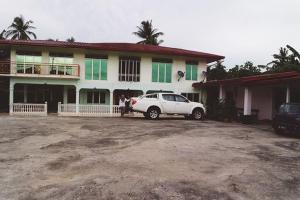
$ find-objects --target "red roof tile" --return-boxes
[0,39,224,63]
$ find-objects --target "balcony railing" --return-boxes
[0,61,80,78]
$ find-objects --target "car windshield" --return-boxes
[279,104,300,114]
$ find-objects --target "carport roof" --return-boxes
[0,39,224,63]
[193,71,300,88]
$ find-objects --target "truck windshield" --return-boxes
[279,104,300,114]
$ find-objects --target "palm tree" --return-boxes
[267,46,300,72]
[0,30,6,39]
[5,15,37,40]
[267,47,289,69]
[66,37,75,42]
[133,20,164,45]
[286,45,300,64]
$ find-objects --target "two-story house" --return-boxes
[0,40,224,116]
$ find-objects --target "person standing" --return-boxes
[119,95,129,117]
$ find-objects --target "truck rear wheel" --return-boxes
[192,108,204,120]
[147,107,160,120]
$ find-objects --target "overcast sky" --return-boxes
[1,0,299,67]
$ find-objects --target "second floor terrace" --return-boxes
[0,60,80,79]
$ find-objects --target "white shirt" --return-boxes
[119,98,128,107]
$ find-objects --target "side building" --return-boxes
[0,40,224,116]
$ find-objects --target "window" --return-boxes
[162,94,176,101]
[87,91,106,104]
[119,57,140,82]
[152,62,172,83]
[85,58,107,80]
[49,53,74,75]
[182,93,200,102]
[185,64,198,81]
[16,54,42,74]
[145,94,158,99]
[175,95,188,102]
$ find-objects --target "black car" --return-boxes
[273,103,300,134]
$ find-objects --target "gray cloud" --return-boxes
[1,0,299,67]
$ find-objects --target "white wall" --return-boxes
[234,86,273,120]
[9,46,207,96]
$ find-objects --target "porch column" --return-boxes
[9,83,14,114]
[109,91,113,114]
[219,85,225,100]
[63,86,68,104]
[24,85,28,103]
[286,86,290,103]
[243,87,252,115]
[75,87,79,115]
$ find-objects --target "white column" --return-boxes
[9,82,14,114]
[24,85,28,103]
[75,87,79,115]
[286,86,290,103]
[63,86,68,104]
[243,87,252,115]
[219,85,225,100]
[109,91,113,114]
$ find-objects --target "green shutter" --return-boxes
[101,59,107,80]
[85,59,92,80]
[186,64,191,80]
[166,63,172,83]
[93,59,100,80]
[192,65,198,80]
[152,63,158,82]
[158,63,165,82]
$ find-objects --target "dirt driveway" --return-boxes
[0,115,299,200]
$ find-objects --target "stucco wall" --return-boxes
[234,86,273,120]
[10,47,206,95]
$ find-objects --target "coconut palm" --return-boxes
[133,20,164,45]
[5,15,37,40]
[66,37,75,42]
[0,30,6,39]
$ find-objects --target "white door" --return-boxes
[161,94,177,113]
[174,95,191,114]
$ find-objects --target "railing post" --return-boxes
[75,87,79,115]
[44,102,48,116]
[109,91,113,116]
[58,102,61,115]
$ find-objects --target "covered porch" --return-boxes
[193,71,300,121]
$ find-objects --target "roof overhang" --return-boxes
[0,40,224,63]
[193,71,300,88]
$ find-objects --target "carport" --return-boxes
[193,71,300,120]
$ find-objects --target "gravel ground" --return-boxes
[0,115,299,200]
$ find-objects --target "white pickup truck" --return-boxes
[131,93,206,120]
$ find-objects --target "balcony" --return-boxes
[0,61,80,79]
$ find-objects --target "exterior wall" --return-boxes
[9,46,207,99]
[234,86,273,120]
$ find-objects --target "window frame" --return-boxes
[85,58,108,80]
[118,57,140,82]
[152,62,172,83]
[86,91,106,104]
[185,64,198,81]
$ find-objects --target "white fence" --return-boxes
[10,102,47,116]
[58,103,121,117]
